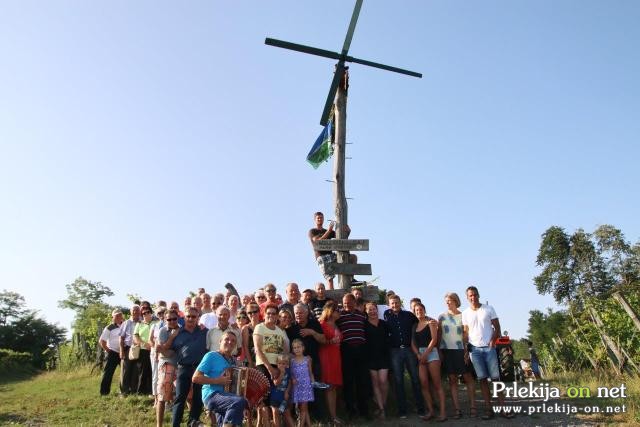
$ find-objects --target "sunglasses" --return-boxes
[167,318,178,321]
[247,310,259,315]
[186,315,197,319]
[257,296,266,299]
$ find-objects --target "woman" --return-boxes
[242,302,261,368]
[364,302,390,419]
[318,301,343,425]
[133,308,156,395]
[228,294,240,325]
[412,302,446,422]
[278,308,297,347]
[149,306,166,407]
[438,292,477,418]
[254,305,289,426]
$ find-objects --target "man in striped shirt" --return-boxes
[336,293,369,420]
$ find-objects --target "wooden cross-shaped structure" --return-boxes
[266,0,421,289]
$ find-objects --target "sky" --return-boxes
[1,1,638,339]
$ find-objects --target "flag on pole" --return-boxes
[306,119,333,169]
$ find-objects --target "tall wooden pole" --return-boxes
[333,67,349,290]
[612,292,640,334]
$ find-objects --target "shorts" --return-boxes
[419,347,440,363]
[469,345,500,380]
[257,364,276,406]
[157,363,177,402]
[442,349,473,375]
[317,253,336,280]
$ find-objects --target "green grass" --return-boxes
[0,365,159,426]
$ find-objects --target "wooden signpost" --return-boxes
[266,1,421,289]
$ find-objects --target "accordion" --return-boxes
[224,367,270,408]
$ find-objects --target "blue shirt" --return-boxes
[383,309,417,348]
[171,326,208,366]
[197,351,234,403]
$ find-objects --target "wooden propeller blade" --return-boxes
[341,0,364,56]
[320,62,345,126]
[265,38,340,61]
[346,55,422,78]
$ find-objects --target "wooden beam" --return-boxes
[313,239,369,252]
[326,263,372,276]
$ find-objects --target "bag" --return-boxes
[128,344,140,360]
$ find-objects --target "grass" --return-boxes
[1,365,639,426]
[546,371,640,425]
[0,365,159,426]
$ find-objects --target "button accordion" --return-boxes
[224,367,270,408]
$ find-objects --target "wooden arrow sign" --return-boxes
[313,239,369,252]
[325,263,372,276]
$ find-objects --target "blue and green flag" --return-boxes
[306,119,333,169]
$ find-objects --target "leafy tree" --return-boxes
[0,291,66,369]
[58,277,113,312]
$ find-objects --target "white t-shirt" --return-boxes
[199,312,218,329]
[461,304,498,347]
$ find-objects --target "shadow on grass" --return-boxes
[0,368,37,387]
[0,412,45,425]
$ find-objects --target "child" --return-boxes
[290,339,314,427]
[269,354,292,427]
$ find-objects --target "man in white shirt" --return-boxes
[462,286,513,420]
[99,309,124,395]
[206,306,241,355]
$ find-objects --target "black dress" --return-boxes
[365,319,391,370]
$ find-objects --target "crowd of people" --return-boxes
[99,282,516,426]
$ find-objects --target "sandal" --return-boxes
[437,416,448,422]
[481,411,494,420]
[453,409,462,419]
[420,413,435,421]
[469,407,478,418]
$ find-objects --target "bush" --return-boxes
[0,348,34,375]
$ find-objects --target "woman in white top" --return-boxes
[438,292,477,419]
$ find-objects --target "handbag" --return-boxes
[128,344,140,360]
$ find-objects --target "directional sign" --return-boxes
[325,263,372,276]
[313,239,369,252]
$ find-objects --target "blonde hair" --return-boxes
[444,292,461,308]
[318,300,338,322]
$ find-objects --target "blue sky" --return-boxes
[1,1,638,339]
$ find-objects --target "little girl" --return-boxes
[290,339,314,427]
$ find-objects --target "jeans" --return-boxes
[469,345,500,380]
[205,391,247,426]
[390,347,425,416]
[100,350,120,395]
[172,365,203,427]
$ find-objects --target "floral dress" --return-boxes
[291,356,314,403]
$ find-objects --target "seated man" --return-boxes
[193,331,246,427]
[308,211,356,290]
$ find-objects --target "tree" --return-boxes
[58,277,113,312]
[0,290,26,325]
[0,291,66,369]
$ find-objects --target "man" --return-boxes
[192,331,246,427]
[99,309,124,395]
[384,294,425,418]
[119,304,141,395]
[462,286,513,420]
[336,293,369,419]
[308,211,353,290]
[351,287,363,300]
[278,282,301,315]
[259,283,278,317]
[156,309,180,427]
[192,296,204,315]
[206,306,241,355]
[309,282,329,319]
[162,306,209,427]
